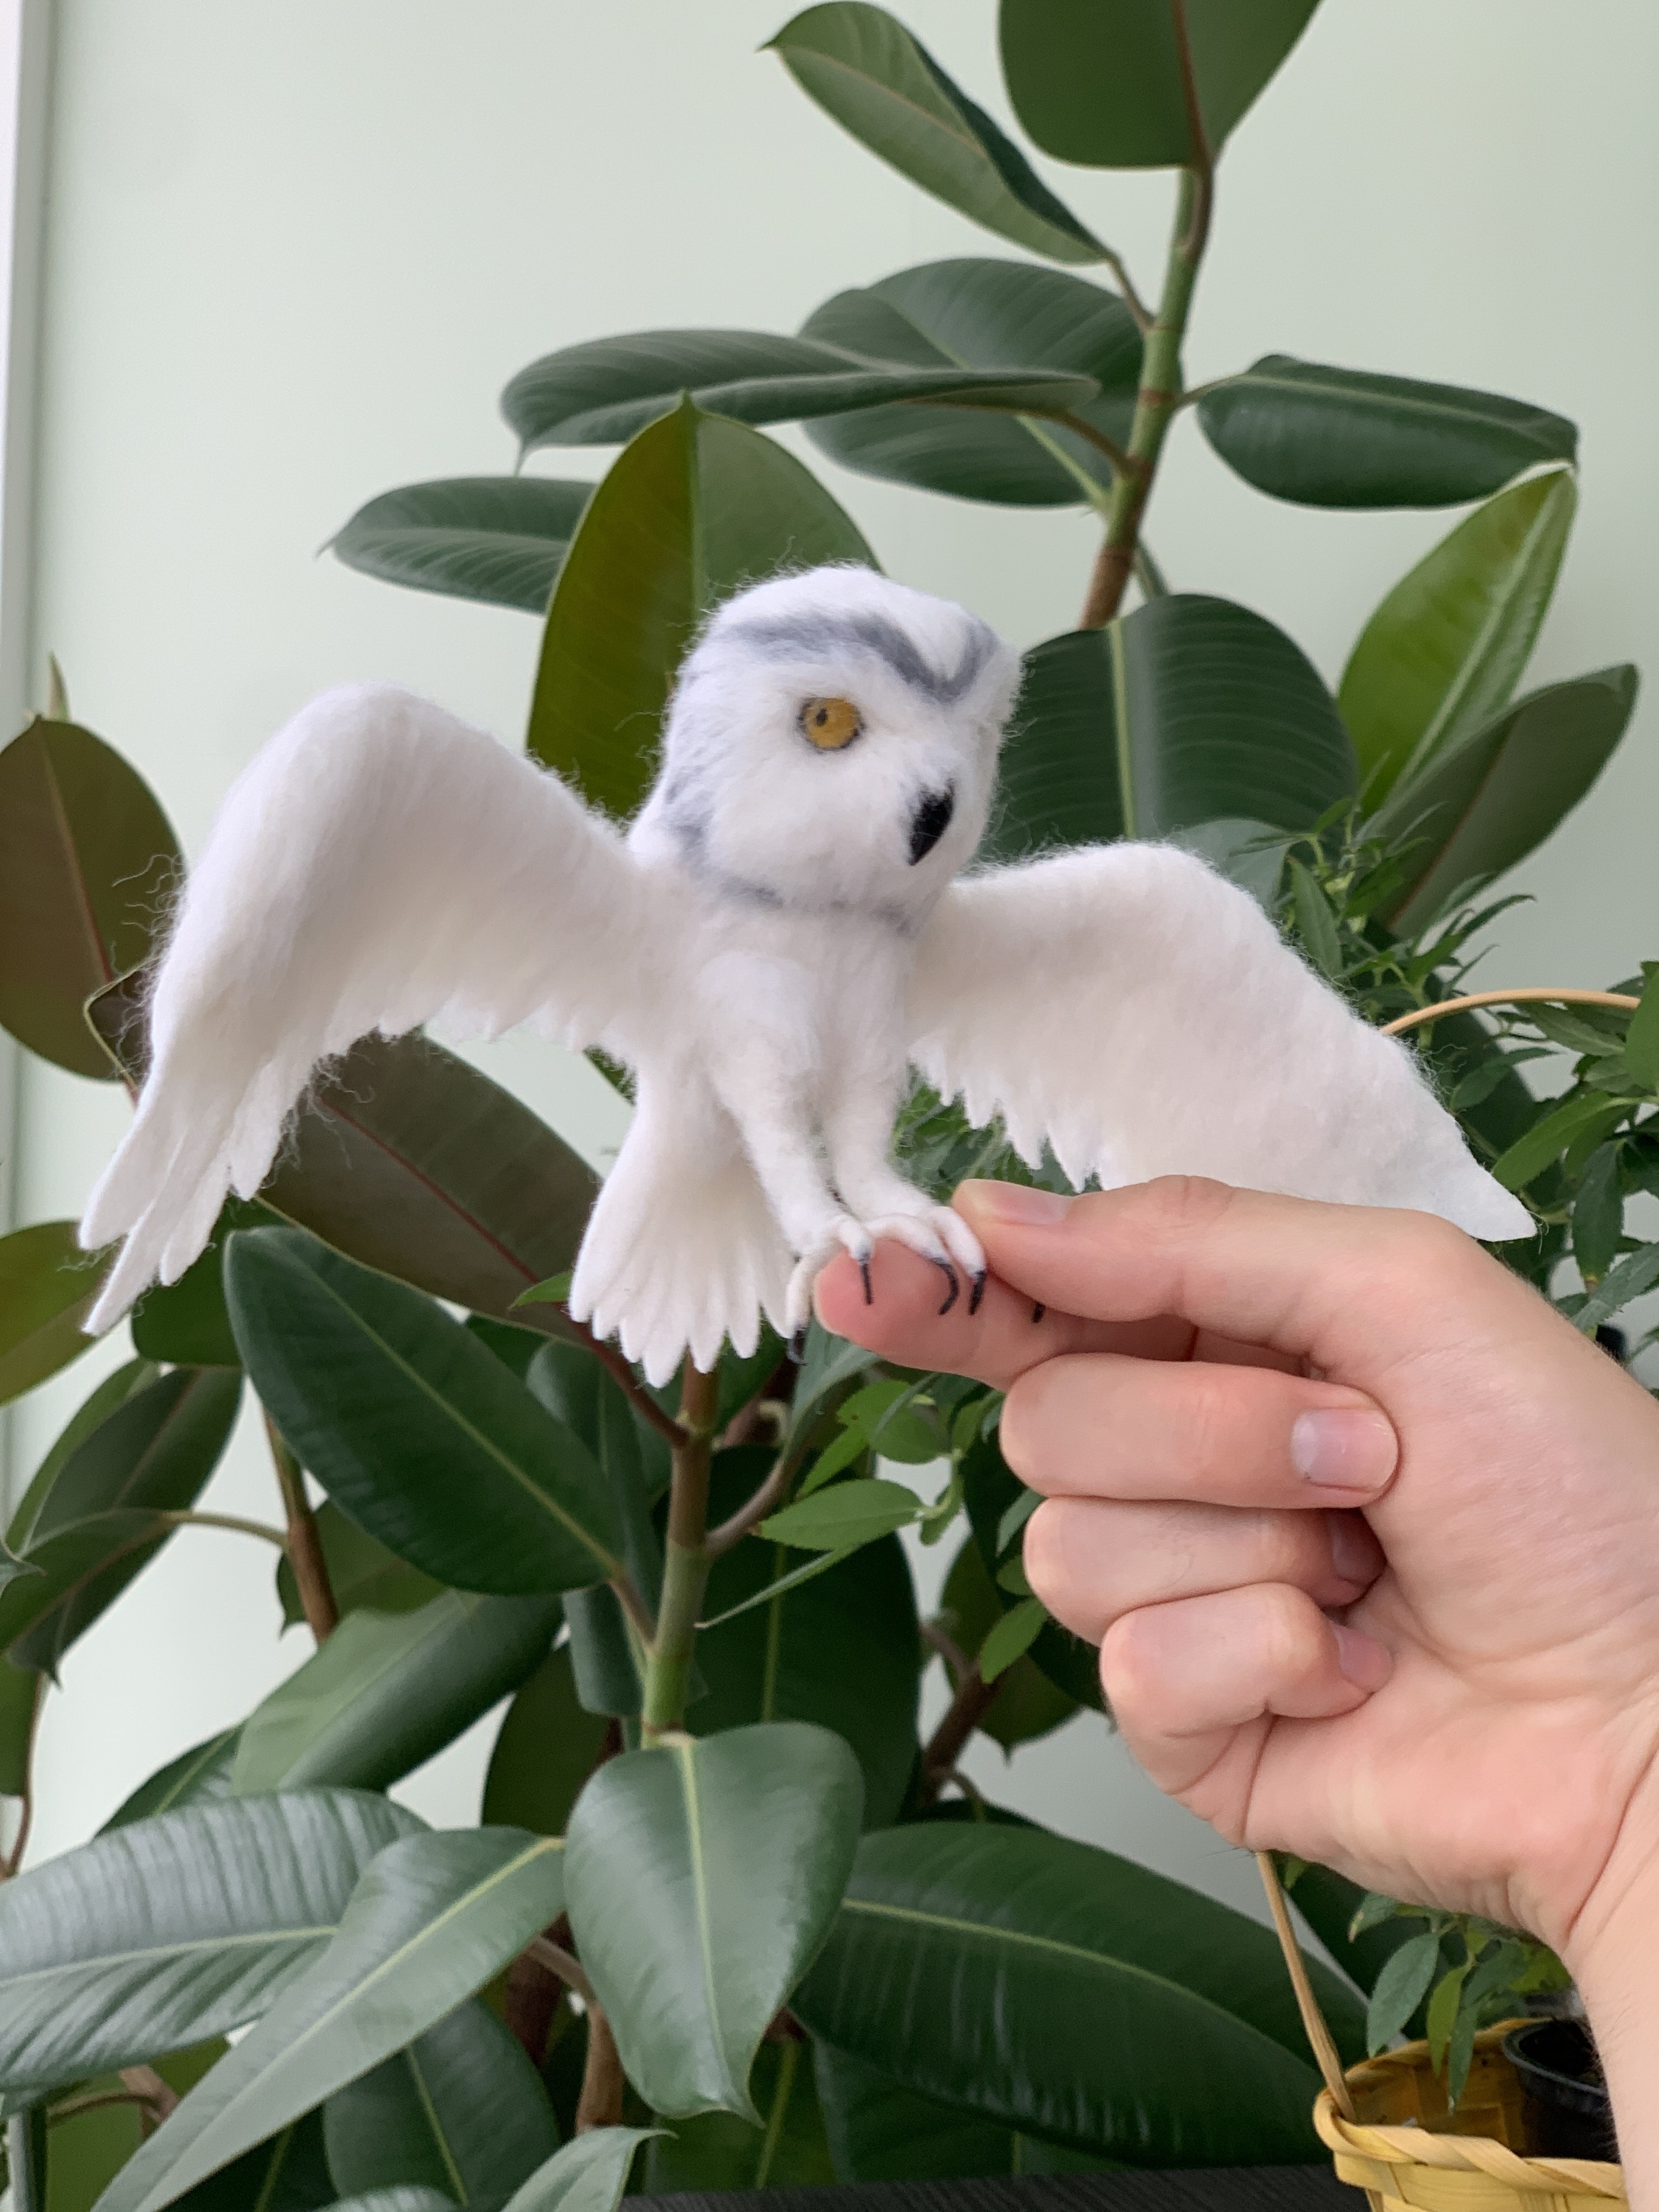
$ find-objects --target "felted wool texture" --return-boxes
[81,564,1528,1388]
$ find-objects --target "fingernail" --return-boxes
[1290,1408,1397,1492]
[1327,1511,1376,1586]
[957,1181,1075,1228]
[1333,1622,1392,1692]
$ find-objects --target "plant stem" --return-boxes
[705,1438,804,1561]
[575,2003,626,2133]
[753,2035,800,2189]
[0,1673,45,1880]
[640,1363,719,1741]
[915,1660,1001,1808]
[157,1509,291,1549]
[263,1416,338,1642]
[557,1312,689,1448]
[1383,987,1640,1038]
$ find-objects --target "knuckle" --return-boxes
[1021,1498,1075,1609]
[1114,1175,1240,1243]
[1256,1584,1329,1685]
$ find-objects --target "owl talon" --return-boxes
[969,1271,986,1316]
[1031,1300,1045,1324]
[859,1256,874,1305]
[788,1327,807,1362]
[934,1259,960,1316]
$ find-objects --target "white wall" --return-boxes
[9,1,1658,1896]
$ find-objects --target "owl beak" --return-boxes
[907,787,955,866]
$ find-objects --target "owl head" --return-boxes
[630,565,1020,919]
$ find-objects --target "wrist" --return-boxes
[1564,1773,1659,2180]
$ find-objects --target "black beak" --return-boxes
[907,787,955,866]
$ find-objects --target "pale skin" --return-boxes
[817,1177,1659,2185]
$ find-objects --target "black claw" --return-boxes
[788,1328,807,1363]
[859,1256,874,1306]
[1030,1300,1046,1325]
[935,1259,961,1317]
[968,1271,987,1316]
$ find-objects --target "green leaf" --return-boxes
[0,1660,41,1798]
[1371,667,1637,934]
[1626,968,1659,1092]
[231,1592,561,1795]
[0,1790,418,2095]
[1574,1241,1659,1336]
[500,2129,658,2212]
[95,1828,566,2212]
[1572,1145,1625,1289]
[131,1197,281,1369]
[331,476,594,614]
[565,1723,864,2120]
[989,595,1357,859]
[1338,467,1577,801]
[87,999,601,1332]
[1198,356,1576,509]
[514,1272,573,1310]
[0,717,180,1077]
[1491,1093,1629,1194]
[812,2040,1018,2182]
[1000,0,1322,167]
[802,259,1138,508]
[5,1357,158,1551]
[962,1430,1101,1712]
[225,1228,625,1596]
[167,2108,334,2212]
[768,5,1112,267]
[761,1477,923,1552]
[784,1323,879,1452]
[526,399,873,820]
[322,2002,560,2202]
[1286,858,1343,980]
[938,1538,1075,1752]
[482,1643,610,1835]
[641,2039,834,2193]
[1366,1927,1442,2054]
[1424,1954,1469,2073]
[0,1223,104,1407]
[794,1822,1359,2160]
[692,1451,921,1828]
[275,1502,443,1631]
[978,1596,1046,1683]
[101,1730,241,1831]
[318,2193,454,2212]
[3,1367,241,1673]
[1282,1865,1435,2003]
[502,329,1096,457]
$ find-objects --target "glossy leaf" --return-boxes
[501,2129,658,2212]
[481,1643,610,1835]
[1369,666,1638,934]
[795,1822,1362,2160]
[938,1537,1075,1752]
[0,1223,104,1407]
[0,717,179,1076]
[231,1592,561,1795]
[168,2108,334,2212]
[769,5,1111,267]
[331,476,595,614]
[761,1477,923,1551]
[642,2039,834,2193]
[526,400,873,820]
[989,594,1357,860]
[503,329,1095,454]
[1493,1092,1627,1194]
[131,1197,280,1368]
[693,1452,921,1827]
[1199,356,1576,509]
[5,1357,158,1550]
[4,1367,241,1674]
[803,259,1139,507]
[322,2196,454,2212]
[322,2001,560,2202]
[43,2068,322,2212]
[1338,466,1577,799]
[0,1790,418,2095]
[102,1729,241,1831]
[0,1660,40,1798]
[814,2039,1017,2181]
[1000,0,1321,168]
[96,1827,565,2212]
[89,996,600,1331]
[566,1723,864,2120]
[225,1228,625,1596]
[275,1502,444,1631]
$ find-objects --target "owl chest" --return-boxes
[682,901,914,1062]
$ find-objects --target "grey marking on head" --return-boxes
[719,611,999,709]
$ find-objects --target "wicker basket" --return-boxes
[1312,2022,1625,2212]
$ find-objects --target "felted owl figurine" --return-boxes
[80,565,1529,1383]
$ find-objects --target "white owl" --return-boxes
[80,565,1529,1384]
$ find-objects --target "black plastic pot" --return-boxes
[1503,2018,1618,2158]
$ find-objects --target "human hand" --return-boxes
[815,1178,1659,1993]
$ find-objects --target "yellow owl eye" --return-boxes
[800,697,863,751]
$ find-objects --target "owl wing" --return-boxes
[907,842,1532,1240]
[82,682,661,1328]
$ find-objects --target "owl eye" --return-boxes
[799,696,863,751]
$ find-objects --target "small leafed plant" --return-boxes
[0,3,1650,2203]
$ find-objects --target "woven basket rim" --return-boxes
[1314,2021,1624,2197]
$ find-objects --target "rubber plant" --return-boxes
[0,4,1645,2206]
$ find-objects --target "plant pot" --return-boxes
[1313,2021,1626,2211]
[1504,2018,1618,2159]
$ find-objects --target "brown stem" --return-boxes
[575,2002,626,2132]
[915,1662,1000,1808]
[921,1617,973,1688]
[1,1673,46,1880]
[505,1941,566,2067]
[264,1417,338,1642]
[706,1440,804,1561]
[560,1313,688,1447]
[118,2065,179,2133]
[527,1936,596,2005]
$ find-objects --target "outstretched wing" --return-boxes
[908,843,1531,1240]
[83,682,659,1327]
